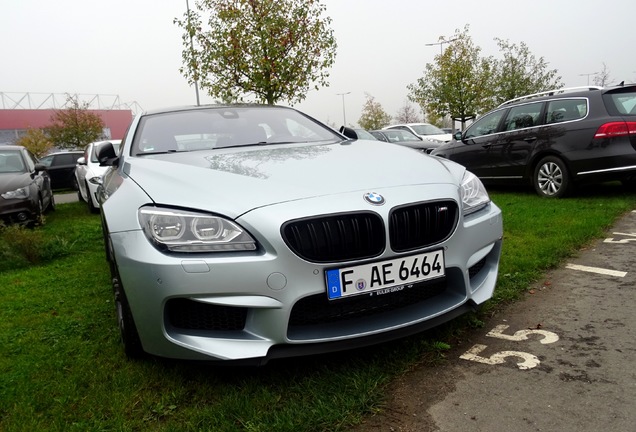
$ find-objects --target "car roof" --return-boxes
[498,83,636,107]
[141,103,290,116]
[43,150,84,155]
[0,145,24,151]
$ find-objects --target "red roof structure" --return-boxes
[0,109,132,141]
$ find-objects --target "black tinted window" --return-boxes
[55,154,81,165]
[465,109,506,139]
[503,102,542,131]
[546,99,587,124]
[605,91,636,115]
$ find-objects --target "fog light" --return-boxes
[16,212,28,222]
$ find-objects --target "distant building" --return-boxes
[0,92,138,145]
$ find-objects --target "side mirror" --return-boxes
[34,163,46,172]
[77,157,87,165]
[338,126,358,139]
[453,131,463,141]
[97,142,119,167]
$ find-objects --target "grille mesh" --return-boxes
[166,298,247,331]
[282,212,385,263]
[289,279,446,329]
[389,201,458,252]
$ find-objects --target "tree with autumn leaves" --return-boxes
[408,25,563,130]
[175,0,337,105]
[47,95,105,150]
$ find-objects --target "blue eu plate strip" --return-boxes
[326,269,341,299]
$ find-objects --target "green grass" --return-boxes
[1,184,635,431]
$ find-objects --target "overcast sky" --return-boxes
[2,0,634,127]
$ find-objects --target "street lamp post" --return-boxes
[336,92,351,126]
[186,0,201,106]
[579,73,595,86]
[425,37,458,56]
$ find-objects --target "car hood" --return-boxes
[123,141,464,217]
[0,172,31,194]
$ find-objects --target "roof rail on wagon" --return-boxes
[498,86,603,107]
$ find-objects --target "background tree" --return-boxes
[358,93,392,130]
[491,38,563,106]
[394,100,422,124]
[175,0,337,105]
[593,62,613,87]
[408,26,495,131]
[47,95,104,150]
[16,128,53,158]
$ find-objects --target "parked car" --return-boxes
[0,145,55,225]
[75,140,122,212]
[338,126,378,140]
[432,84,636,197]
[38,151,84,190]
[384,123,453,142]
[370,129,443,153]
[97,104,503,363]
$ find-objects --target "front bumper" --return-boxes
[0,198,39,224]
[109,185,503,362]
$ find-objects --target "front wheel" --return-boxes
[533,156,570,198]
[106,231,144,359]
[86,181,99,214]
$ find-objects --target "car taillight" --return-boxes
[594,121,636,138]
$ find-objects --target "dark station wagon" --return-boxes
[432,84,636,197]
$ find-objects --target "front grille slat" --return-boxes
[166,298,247,331]
[289,279,447,329]
[282,212,385,263]
[282,201,458,263]
[390,200,458,252]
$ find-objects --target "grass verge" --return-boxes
[1,184,635,431]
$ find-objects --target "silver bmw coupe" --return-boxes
[96,104,503,364]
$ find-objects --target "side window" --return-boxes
[39,155,53,167]
[546,99,587,124]
[465,109,506,139]
[57,154,77,165]
[503,102,543,131]
[606,92,636,115]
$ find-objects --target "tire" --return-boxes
[31,197,44,227]
[86,181,99,214]
[46,194,56,212]
[107,233,144,359]
[533,156,570,198]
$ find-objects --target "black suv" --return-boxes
[431,84,636,197]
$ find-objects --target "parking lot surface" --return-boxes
[355,209,636,431]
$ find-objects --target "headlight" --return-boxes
[138,207,257,252]
[460,171,490,215]
[1,187,29,200]
[88,176,102,185]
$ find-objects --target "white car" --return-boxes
[96,104,503,363]
[75,140,121,212]
[384,123,453,142]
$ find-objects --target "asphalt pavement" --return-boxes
[356,209,636,431]
[54,192,79,204]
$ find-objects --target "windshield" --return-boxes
[411,124,446,135]
[384,130,421,142]
[132,106,342,156]
[354,129,378,140]
[0,151,25,173]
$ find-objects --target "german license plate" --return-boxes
[325,250,445,300]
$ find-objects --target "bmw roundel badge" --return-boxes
[363,192,385,205]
